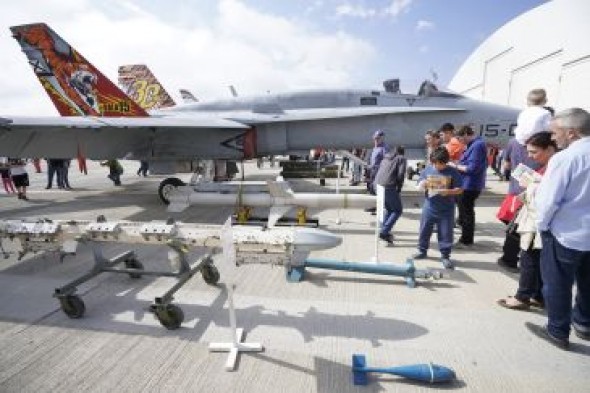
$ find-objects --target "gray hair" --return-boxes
[553,108,590,136]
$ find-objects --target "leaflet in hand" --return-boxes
[511,163,541,186]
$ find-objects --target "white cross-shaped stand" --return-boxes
[208,283,263,371]
[209,217,262,371]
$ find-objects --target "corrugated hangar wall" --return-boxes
[449,0,590,112]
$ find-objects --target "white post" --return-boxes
[209,217,263,371]
[335,156,342,225]
[373,185,385,263]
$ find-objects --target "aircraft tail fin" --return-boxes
[118,64,176,110]
[10,23,148,117]
[179,89,199,103]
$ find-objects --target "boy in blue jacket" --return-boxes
[414,147,464,269]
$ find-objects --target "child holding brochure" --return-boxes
[414,147,464,269]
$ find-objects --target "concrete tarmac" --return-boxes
[0,160,588,392]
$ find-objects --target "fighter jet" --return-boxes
[1,23,520,180]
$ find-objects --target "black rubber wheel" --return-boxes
[407,167,415,180]
[201,264,220,285]
[59,295,86,319]
[155,304,184,330]
[125,258,144,279]
[158,177,186,205]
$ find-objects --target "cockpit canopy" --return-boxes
[417,80,462,98]
[382,78,463,98]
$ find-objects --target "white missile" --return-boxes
[0,218,342,263]
[167,179,376,226]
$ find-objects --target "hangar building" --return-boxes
[449,0,590,111]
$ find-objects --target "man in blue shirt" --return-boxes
[526,108,590,350]
[449,125,488,246]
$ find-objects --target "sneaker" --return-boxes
[378,233,393,244]
[441,258,455,270]
[412,252,427,260]
[573,322,590,340]
[525,322,569,350]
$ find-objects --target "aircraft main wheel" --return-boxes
[201,264,220,285]
[125,258,144,279]
[158,177,186,205]
[155,304,184,330]
[59,295,85,319]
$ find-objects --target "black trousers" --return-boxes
[457,190,480,245]
[500,230,521,266]
[515,248,543,303]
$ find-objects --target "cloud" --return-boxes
[335,4,377,19]
[383,0,413,17]
[334,0,413,19]
[415,19,435,31]
[0,0,376,115]
[419,45,429,53]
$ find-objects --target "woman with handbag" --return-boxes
[497,132,557,310]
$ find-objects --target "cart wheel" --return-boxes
[158,177,186,205]
[201,264,220,285]
[155,304,184,330]
[125,258,144,279]
[59,295,85,319]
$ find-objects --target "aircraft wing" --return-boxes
[0,106,464,159]
[0,115,250,160]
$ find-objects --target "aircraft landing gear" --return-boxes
[158,177,186,205]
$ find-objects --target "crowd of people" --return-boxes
[358,89,589,351]
[0,157,136,199]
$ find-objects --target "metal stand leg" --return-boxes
[209,284,263,371]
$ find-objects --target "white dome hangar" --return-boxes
[449,0,590,112]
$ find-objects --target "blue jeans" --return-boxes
[418,209,454,258]
[380,187,403,236]
[540,231,590,339]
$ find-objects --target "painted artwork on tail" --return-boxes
[118,64,176,110]
[11,23,148,117]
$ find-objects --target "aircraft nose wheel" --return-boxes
[59,295,86,319]
[154,304,184,330]
[201,263,220,285]
[158,177,186,205]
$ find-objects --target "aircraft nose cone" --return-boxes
[293,228,342,251]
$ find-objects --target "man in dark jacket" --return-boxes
[450,125,488,246]
[374,146,407,244]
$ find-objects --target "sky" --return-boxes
[0,0,547,116]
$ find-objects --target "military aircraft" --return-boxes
[1,23,520,189]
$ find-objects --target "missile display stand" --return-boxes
[208,284,263,371]
[0,217,220,329]
[1,217,340,330]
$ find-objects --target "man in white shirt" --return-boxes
[525,108,590,350]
